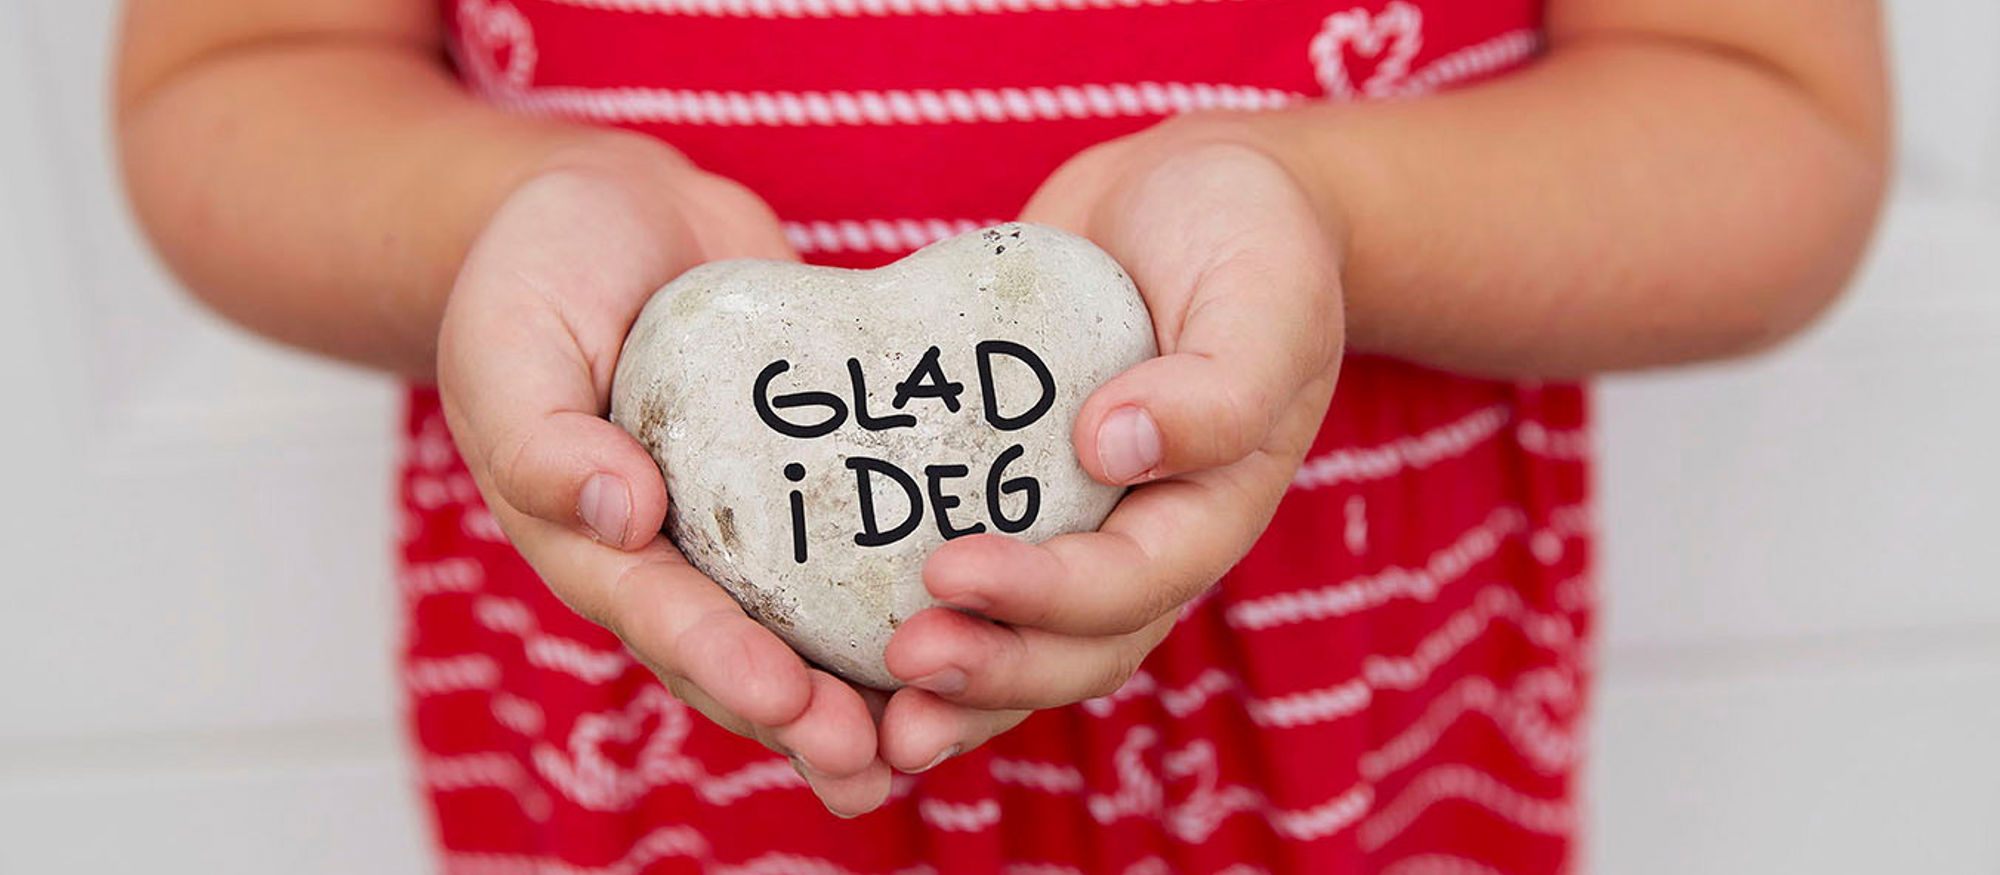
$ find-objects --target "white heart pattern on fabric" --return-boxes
[457,0,539,94]
[1310,1,1425,100]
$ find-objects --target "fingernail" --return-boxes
[915,744,961,773]
[578,473,630,545]
[910,668,968,697]
[1096,406,1162,484]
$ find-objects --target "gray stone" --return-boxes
[609,223,1155,688]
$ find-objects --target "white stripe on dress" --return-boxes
[477,29,1541,127]
[784,218,1003,254]
[491,81,1307,126]
[546,0,1252,17]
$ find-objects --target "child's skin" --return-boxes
[116,0,1888,816]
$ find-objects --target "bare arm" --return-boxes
[115,0,674,377]
[1278,0,1890,375]
[118,0,1885,381]
[119,0,903,815]
[116,0,1890,800]
[877,0,1889,766]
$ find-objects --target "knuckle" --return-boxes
[988,633,1048,705]
[1295,303,1343,375]
[544,579,616,639]
[672,607,773,701]
[1095,537,1176,635]
[1137,579,1188,630]
[1201,374,1268,462]
[586,561,645,641]
[1099,582,1174,637]
[489,424,543,512]
[597,557,682,659]
[1177,577,1220,615]
[665,609,727,679]
[669,676,758,739]
[1083,647,1145,700]
[1025,587,1072,632]
[1099,611,1154,638]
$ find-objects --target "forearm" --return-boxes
[117,26,671,378]
[1257,14,1889,377]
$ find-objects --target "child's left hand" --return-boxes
[877,117,1347,774]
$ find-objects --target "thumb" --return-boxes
[433,162,801,551]
[439,301,671,550]
[489,409,669,549]
[1072,254,1341,485]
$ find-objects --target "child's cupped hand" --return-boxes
[434,117,1346,818]
[434,139,897,816]
[876,117,1347,777]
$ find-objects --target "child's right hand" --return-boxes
[434,137,894,816]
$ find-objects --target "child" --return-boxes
[115,0,1887,871]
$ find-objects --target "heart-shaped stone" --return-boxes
[610,223,1156,688]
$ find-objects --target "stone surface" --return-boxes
[610,223,1156,688]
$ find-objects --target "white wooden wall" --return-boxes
[1584,1,2000,868]
[0,1,1994,872]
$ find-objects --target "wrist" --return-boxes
[1151,112,1372,354]
[1121,113,1355,277]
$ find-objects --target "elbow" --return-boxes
[114,99,228,320]
[1722,40,1895,358]
[1708,127,1891,360]
[113,26,227,323]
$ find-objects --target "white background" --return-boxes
[2,1,1996,872]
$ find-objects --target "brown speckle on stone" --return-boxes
[713,506,739,552]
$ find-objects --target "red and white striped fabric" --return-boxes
[400,0,1592,872]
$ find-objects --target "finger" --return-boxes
[437,174,700,549]
[439,169,800,550]
[878,687,1029,774]
[501,509,815,727]
[1039,143,1341,485]
[885,606,1172,710]
[668,675,896,819]
[439,299,671,549]
[1015,139,1120,235]
[793,756,896,819]
[857,685,891,724]
[668,672,894,818]
[922,452,1291,636]
[605,547,816,728]
[1074,251,1340,486]
[498,409,672,551]
[664,671,879,778]
[759,671,882,779]
[673,172,802,263]
[663,675,756,737]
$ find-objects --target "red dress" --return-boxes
[401,0,1593,872]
